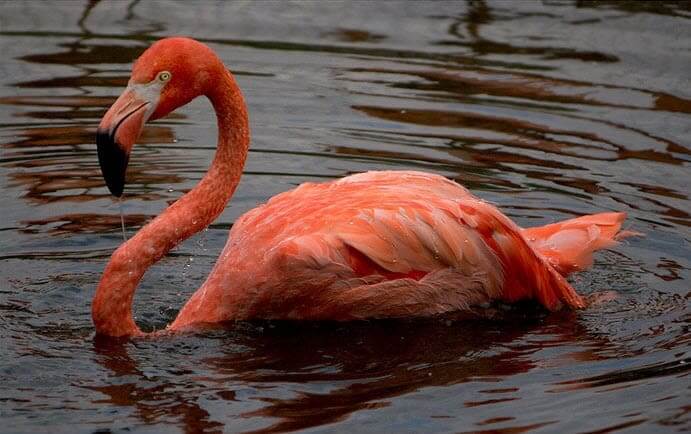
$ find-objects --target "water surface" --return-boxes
[1,1,689,433]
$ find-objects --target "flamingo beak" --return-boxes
[97,88,152,197]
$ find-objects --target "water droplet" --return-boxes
[118,198,127,242]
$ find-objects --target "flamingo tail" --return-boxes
[522,212,639,277]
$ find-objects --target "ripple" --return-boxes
[1,1,689,433]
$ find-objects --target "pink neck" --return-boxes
[92,71,250,337]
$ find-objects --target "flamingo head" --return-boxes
[97,37,225,196]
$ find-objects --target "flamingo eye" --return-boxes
[157,71,172,82]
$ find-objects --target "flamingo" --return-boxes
[93,37,634,337]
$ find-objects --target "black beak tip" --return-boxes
[96,128,129,198]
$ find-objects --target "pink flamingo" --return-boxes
[93,37,634,337]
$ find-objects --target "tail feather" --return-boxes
[522,212,637,276]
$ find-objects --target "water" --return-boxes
[1,1,689,433]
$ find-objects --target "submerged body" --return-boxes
[92,37,633,337]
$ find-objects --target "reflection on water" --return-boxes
[84,313,637,434]
[0,1,689,433]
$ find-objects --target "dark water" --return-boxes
[1,1,690,433]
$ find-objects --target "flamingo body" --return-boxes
[92,37,634,337]
[173,169,627,328]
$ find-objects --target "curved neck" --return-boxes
[92,71,249,337]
